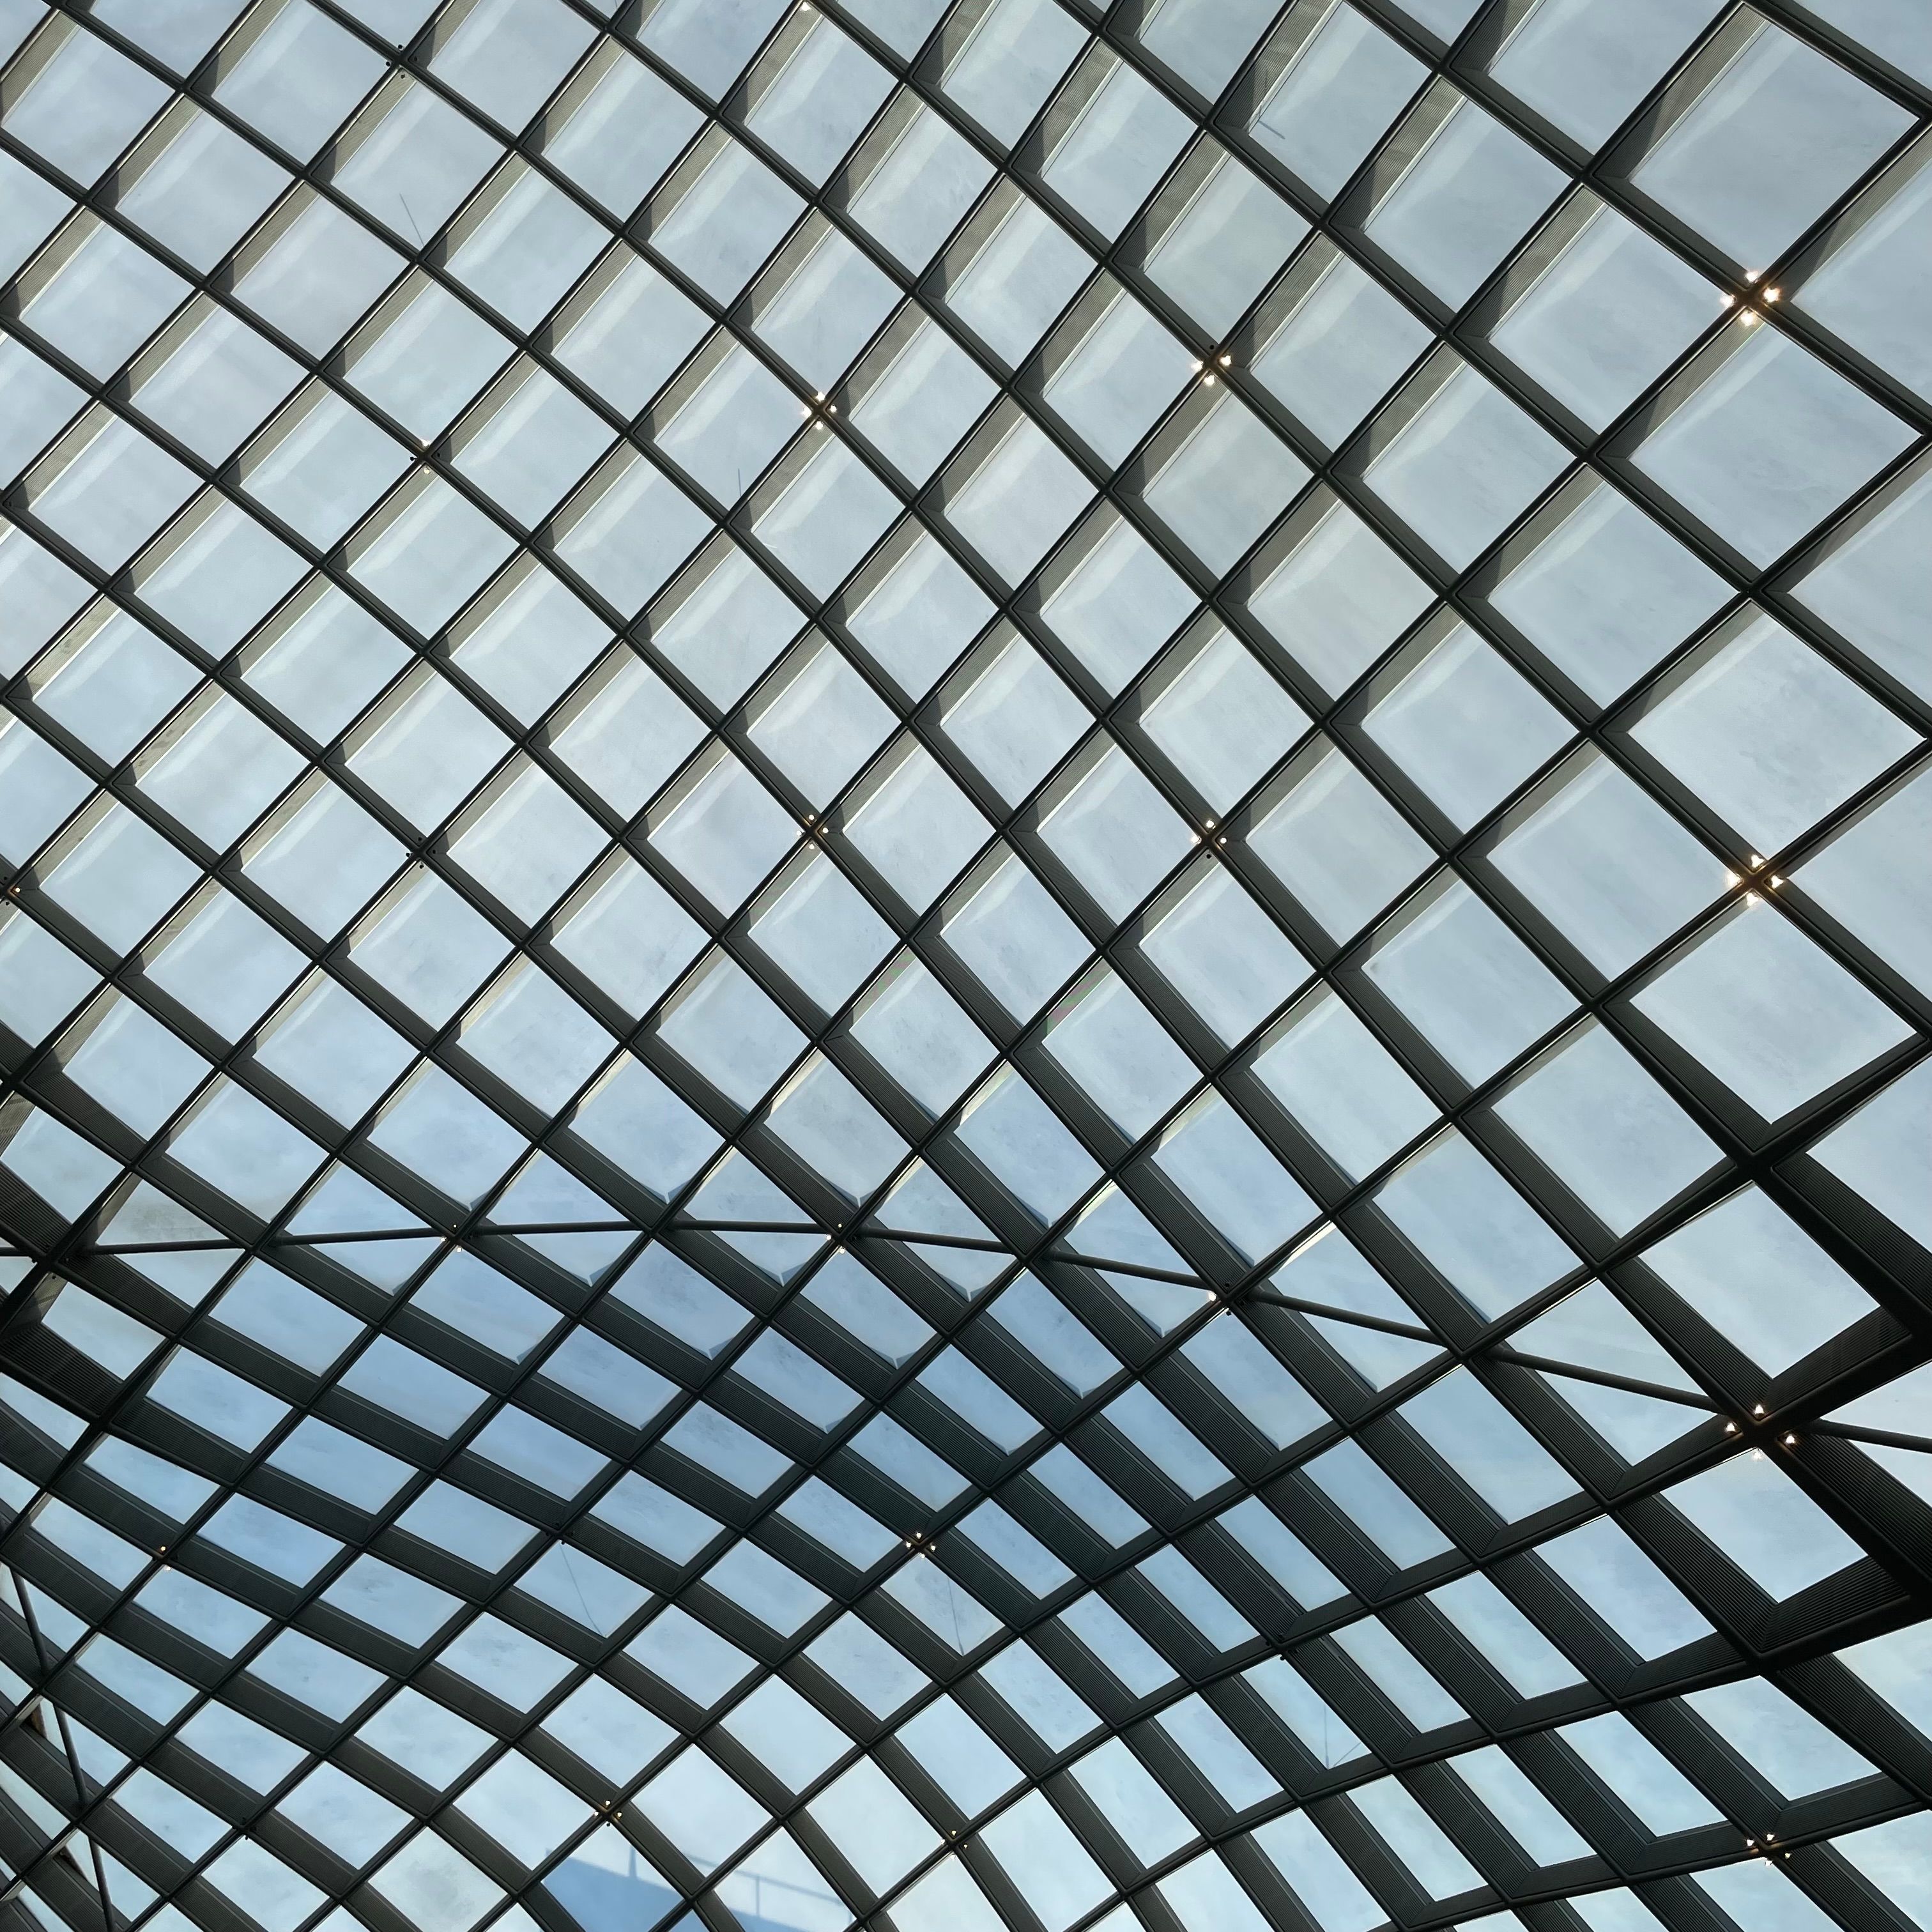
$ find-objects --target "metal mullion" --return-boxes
[659,319,1701,1290]
[0,163,658,921]
[1278,712,1932,1292]
[348,1038,1932,1932]
[11,0,1823,1846]
[231,33,1086,746]
[1027,39,1932,882]
[1064,3,1932,726]
[802,0,1310,378]
[2,978,935,1746]
[1729,747,1932,1031]
[0,654,600,1334]
[788,0,1475,625]
[811,718,1932,1653]
[0,1141,880,1917]
[0,514,473,1167]
[1206,960,1932,1596]
[0,1333,493,1897]
[1031,1797,1882,1932]
[12,1216,1062,1278]
[0,954,1769,1932]
[0,491,1291,1399]
[940,220,1932,1397]
[730,678,1466,1288]
[109,0,1676,1282]
[0,484,629,1262]
[765,0,1932,1195]
[0,865,1893,1932]
[9,1184,1149,1925]
[282,0,1242,822]
[279,0,1092,581]
[63,1344,1929,1932]
[571,0,1142,443]
[942,1712,1894,1932]
[1114,409,1932,1383]
[19,6,843,678]
[0,1118,910,1908]
[15,0,1916,1630]
[316,811,1823,1885]
[1748,0,1932,112]
[1112,297,1932,960]
[280,0,1932,1916]
[1202,194,1932,765]
[1294,0,1932,438]
[468,1348,1932,1932]
[802,0,1575,540]
[892,643,1932,1379]
[372,1371,1874,1932]
[0,388,1123,1507]
[0,613,953,1913]
[1098,1057,1922,1569]
[2,1575,112,1924]
[4,2,1288,1214]
[52,0,1908,1105]
[15,3,1932,1932]
[526,0,1439,779]
[1594,735,1932,1046]
[0,777,1250,1932]
[0,240,930,1315]
[829,1496,1928,1931]
[0,8,236,274]
[717,726,1932,1779]
[3,388,1916,1932]
[0,1344,1808,1932]
[0,145,511,736]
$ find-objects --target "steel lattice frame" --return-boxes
[1,3,1931,1932]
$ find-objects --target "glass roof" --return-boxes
[1,3,1929,1931]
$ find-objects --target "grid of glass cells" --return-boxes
[0,1,1929,1931]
